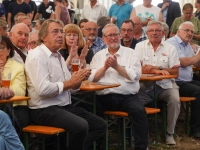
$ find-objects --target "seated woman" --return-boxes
[0,36,27,129]
[59,24,94,68]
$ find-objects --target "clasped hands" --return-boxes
[143,64,169,75]
[104,55,118,70]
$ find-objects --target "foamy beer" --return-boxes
[71,59,80,73]
[2,67,11,88]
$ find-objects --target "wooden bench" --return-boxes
[22,125,66,150]
[103,107,160,150]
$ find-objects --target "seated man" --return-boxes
[89,23,148,150]
[25,19,107,150]
[131,16,148,43]
[84,21,107,54]
[28,30,39,50]
[0,87,24,150]
[120,19,137,49]
[135,21,180,145]
[10,23,30,64]
[167,21,200,138]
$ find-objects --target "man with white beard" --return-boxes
[83,21,107,54]
[120,19,137,49]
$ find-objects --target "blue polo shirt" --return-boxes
[108,2,133,29]
[167,35,194,82]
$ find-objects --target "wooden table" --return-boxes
[0,96,30,104]
[140,74,177,142]
[0,96,30,124]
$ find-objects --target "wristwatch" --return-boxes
[159,66,163,70]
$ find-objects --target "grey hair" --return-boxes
[29,30,39,42]
[102,23,119,35]
[178,21,194,29]
[147,20,164,31]
[161,22,169,36]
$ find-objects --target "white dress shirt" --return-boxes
[80,2,107,22]
[135,39,180,89]
[89,45,141,95]
[25,44,72,109]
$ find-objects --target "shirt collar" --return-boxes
[40,43,61,58]
[174,34,188,46]
[105,45,123,57]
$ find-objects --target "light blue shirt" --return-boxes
[167,35,195,82]
[108,2,133,29]
[162,7,168,23]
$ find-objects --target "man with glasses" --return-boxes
[28,30,38,50]
[135,20,180,145]
[131,16,148,43]
[10,23,30,65]
[167,21,200,139]
[120,19,137,49]
[195,0,200,20]
[25,19,107,150]
[84,21,107,54]
[89,23,149,150]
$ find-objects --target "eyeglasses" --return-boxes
[65,33,78,38]
[17,31,29,37]
[29,41,38,46]
[50,29,65,35]
[120,29,133,33]
[147,30,162,33]
[104,33,119,39]
[179,29,194,34]
[0,45,5,52]
[85,28,98,32]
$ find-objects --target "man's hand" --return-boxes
[155,70,170,75]
[69,69,91,89]
[0,88,14,100]
[106,55,118,70]
[161,2,169,11]
[143,65,154,73]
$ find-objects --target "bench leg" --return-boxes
[185,102,190,134]
[161,102,167,141]
[23,133,29,150]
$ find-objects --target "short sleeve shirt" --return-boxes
[8,2,32,23]
[38,2,55,19]
[108,2,133,29]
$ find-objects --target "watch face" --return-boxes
[159,66,163,70]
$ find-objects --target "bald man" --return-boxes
[83,21,107,54]
[10,23,30,65]
[131,16,148,43]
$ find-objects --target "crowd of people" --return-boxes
[0,0,200,150]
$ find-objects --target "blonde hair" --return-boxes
[62,23,86,49]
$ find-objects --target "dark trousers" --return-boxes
[97,94,148,150]
[30,105,107,150]
[176,80,200,134]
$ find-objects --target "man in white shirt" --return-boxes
[9,23,29,64]
[80,0,107,23]
[25,19,107,150]
[89,23,148,150]
[135,20,180,145]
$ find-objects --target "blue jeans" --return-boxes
[97,94,148,150]
[176,80,200,134]
[0,110,24,150]
[30,105,107,150]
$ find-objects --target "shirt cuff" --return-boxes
[56,82,64,94]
